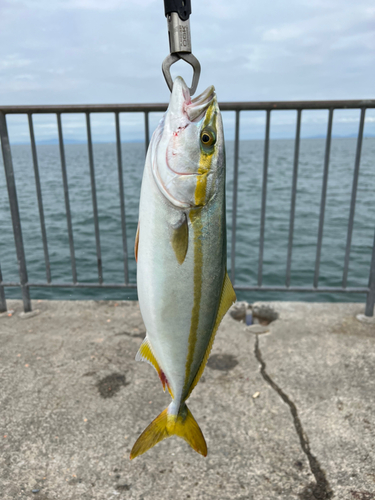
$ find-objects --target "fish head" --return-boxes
[152,76,225,208]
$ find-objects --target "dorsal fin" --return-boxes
[185,271,236,400]
[136,338,174,398]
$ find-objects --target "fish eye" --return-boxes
[200,129,216,147]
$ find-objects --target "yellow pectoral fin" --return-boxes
[135,338,173,397]
[171,215,189,265]
[130,403,207,459]
[186,271,236,399]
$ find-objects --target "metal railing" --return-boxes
[0,99,374,316]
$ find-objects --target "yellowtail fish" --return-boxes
[130,76,236,459]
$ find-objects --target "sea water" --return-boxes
[0,138,374,303]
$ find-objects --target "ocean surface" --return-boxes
[0,137,374,305]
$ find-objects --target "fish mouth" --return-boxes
[186,84,216,122]
[169,76,216,123]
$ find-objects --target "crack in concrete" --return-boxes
[254,335,333,500]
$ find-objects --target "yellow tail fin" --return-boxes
[130,404,207,459]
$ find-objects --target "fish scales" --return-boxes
[131,77,236,459]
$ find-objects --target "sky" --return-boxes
[1,0,374,142]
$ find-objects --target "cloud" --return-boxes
[0,54,32,70]
[0,0,374,141]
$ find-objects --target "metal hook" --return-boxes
[162,10,201,96]
[162,52,201,96]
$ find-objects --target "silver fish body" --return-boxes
[131,77,235,459]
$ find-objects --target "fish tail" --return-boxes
[130,403,207,459]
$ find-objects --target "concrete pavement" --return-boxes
[0,300,374,500]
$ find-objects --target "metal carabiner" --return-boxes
[162,52,201,96]
[162,3,201,96]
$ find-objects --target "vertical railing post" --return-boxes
[342,107,366,288]
[115,112,129,284]
[57,113,77,283]
[258,109,271,286]
[314,108,333,288]
[365,231,375,317]
[230,110,240,284]
[28,113,51,283]
[144,112,150,156]
[0,264,7,313]
[86,112,103,284]
[286,109,301,287]
[0,111,31,312]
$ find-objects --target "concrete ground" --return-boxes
[0,299,374,500]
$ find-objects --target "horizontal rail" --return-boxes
[1,282,137,289]
[0,282,369,294]
[234,286,370,293]
[0,99,374,114]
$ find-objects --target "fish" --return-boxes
[130,76,236,459]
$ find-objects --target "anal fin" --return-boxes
[186,271,236,399]
[136,338,174,397]
[134,221,140,263]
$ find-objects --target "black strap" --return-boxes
[164,0,191,21]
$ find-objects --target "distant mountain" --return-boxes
[10,138,144,145]
[9,134,375,146]
[305,133,375,140]
[37,138,86,145]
